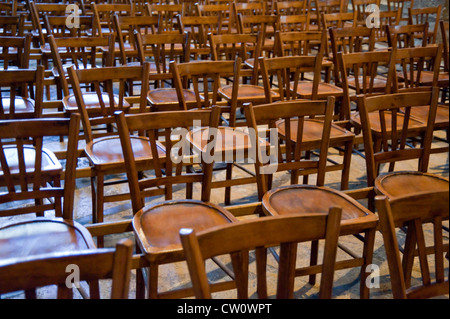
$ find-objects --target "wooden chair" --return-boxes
[146,2,184,34]
[312,0,348,30]
[0,34,31,70]
[387,0,414,23]
[250,96,377,299]
[180,209,342,299]
[371,8,402,46]
[408,5,442,45]
[329,27,376,87]
[113,107,238,299]
[237,14,279,58]
[0,65,44,120]
[375,190,449,299]
[43,15,96,39]
[91,2,135,37]
[176,15,223,59]
[0,15,25,36]
[389,45,448,156]
[134,31,193,112]
[274,31,342,105]
[112,15,159,66]
[195,1,236,34]
[321,11,357,30]
[0,238,133,299]
[351,0,380,22]
[357,88,444,209]
[48,34,115,103]
[274,0,308,16]
[387,23,428,49]
[170,58,269,205]
[66,63,151,229]
[278,14,311,33]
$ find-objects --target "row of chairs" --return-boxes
[0,86,447,299]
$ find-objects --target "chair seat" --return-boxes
[374,171,449,199]
[0,145,61,177]
[85,135,165,169]
[409,104,449,128]
[0,218,96,260]
[133,200,236,262]
[350,110,426,133]
[1,97,35,116]
[397,70,450,86]
[293,81,344,99]
[147,88,200,109]
[63,92,130,113]
[219,84,279,103]
[188,126,268,161]
[276,118,355,149]
[346,75,388,91]
[262,185,378,235]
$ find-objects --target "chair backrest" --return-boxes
[29,1,69,46]
[114,106,221,212]
[237,14,278,40]
[375,190,449,299]
[387,23,428,48]
[244,97,335,198]
[0,65,44,119]
[278,14,311,32]
[387,0,414,22]
[0,238,133,299]
[180,208,342,299]
[351,0,380,21]
[371,8,402,45]
[321,11,357,29]
[48,34,115,98]
[408,5,442,44]
[146,2,184,34]
[208,32,262,82]
[0,113,80,219]
[233,1,266,18]
[389,45,443,91]
[92,2,135,37]
[357,88,440,187]
[0,15,25,36]
[275,29,327,58]
[67,63,150,144]
[43,15,96,39]
[134,30,191,87]
[195,2,234,34]
[329,26,375,86]
[275,0,308,16]
[337,50,392,119]
[177,15,223,55]
[0,34,31,70]
[170,58,238,109]
[112,14,159,65]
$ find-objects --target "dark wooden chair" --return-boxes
[244,98,378,299]
[408,5,442,45]
[114,107,238,299]
[66,63,151,229]
[0,238,133,299]
[258,55,354,190]
[134,30,193,112]
[439,20,449,103]
[195,2,235,34]
[0,65,44,120]
[180,209,342,299]
[351,0,380,23]
[0,34,31,70]
[236,14,278,58]
[146,2,184,34]
[375,190,449,299]
[387,0,414,23]
[278,14,311,33]
[274,0,308,16]
[48,34,115,107]
[321,11,357,30]
[387,23,428,49]
[0,15,25,36]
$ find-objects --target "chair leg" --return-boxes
[225,163,232,205]
[255,247,268,299]
[340,140,353,190]
[309,240,319,285]
[148,264,159,299]
[359,229,376,299]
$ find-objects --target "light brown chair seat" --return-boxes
[0,237,133,299]
[114,107,239,299]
